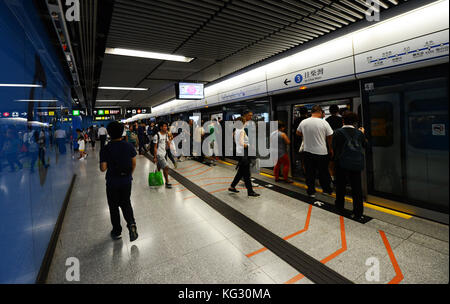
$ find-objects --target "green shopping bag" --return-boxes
[148,170,164,186]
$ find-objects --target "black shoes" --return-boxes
[129,224,138,242]
[110,231,122,240]
[165,183,172,189]
[228,187,239,193]
[248,192,260,197]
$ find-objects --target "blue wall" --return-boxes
[0,0,74,283]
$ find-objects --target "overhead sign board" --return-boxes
[267,57,355,94]
[125,107,150,117]
[355,30,449,77]
[93,108,121,116]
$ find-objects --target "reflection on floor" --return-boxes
[47,155,449,284]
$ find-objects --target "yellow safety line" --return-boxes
[219,160,412,219]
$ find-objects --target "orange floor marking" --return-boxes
[177,164,207,173]
[285,216,347,284]
[184,186,264,200]
[175,163,200,171]
[379,230,404,284]
[182,167,213,178]
[246,205,313,258]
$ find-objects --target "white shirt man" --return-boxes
[98,126,107,136]
[153,131,168,158]
[296,105,334,197]
[297,117,333,155]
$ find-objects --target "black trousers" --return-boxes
[100,135,107,150]
[231,158,254,194]
[166,149,176,164]
[106,184,136,234]
[335,166,364,217]
[304,152,332,195]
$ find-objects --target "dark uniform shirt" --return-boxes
[326,115,343,131]
[100,140,137,186]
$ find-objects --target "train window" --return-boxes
[408,98,449,151]
[369,102,394,147]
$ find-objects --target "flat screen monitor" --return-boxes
[177,83,204,100]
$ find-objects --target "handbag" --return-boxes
[148,169,164,187]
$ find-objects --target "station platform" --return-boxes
[47,152,449,284]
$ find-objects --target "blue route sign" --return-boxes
[295,74,303,84]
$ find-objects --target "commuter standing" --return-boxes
[88,126,96,150]
[326,105,343,131]
[137,122,147,155]
[326,105,343,184]
[153,122,172,189]
[98,124,108,150]
[229,115,260,197]
[296,105,334,197]
[100,121,138,242]
[193,122,205,163]
[54,125,67,154]
[76,129,87,160]
[332,112,367,220]
[126,124,138,151]
[271,121,292,183]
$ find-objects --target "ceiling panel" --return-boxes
[96,0,412,108]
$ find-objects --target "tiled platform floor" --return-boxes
[47,154,448,284]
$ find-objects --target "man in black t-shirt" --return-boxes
[326,105,343,131]
[100,121,138,241]
[332,112,366,221]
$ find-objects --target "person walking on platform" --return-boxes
[137,121,147,155]
[228,115,260,197]
[98,124,107,150]
[100,121,138,242]
[153,122,173,189]
[271,121,292,183]
[296,105,334,198]
[332,112,367,220]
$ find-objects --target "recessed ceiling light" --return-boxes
[105,48,195,63]
[0,84,43,88]
[15,99,58,102]
[99,86,149,91]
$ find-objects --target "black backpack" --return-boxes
[337,129,364,171]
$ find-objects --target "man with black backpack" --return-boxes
[332,112,367,220]
[100,121,138,242]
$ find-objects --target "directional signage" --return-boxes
[125,107,150,117]
[93,108,121,116]
[267,57,355,94]
[355,29,449,76]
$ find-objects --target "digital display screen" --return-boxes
[178,83,204,99]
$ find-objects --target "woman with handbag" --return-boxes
[228,114,260,197]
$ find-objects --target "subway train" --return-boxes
[134,1,449,224]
